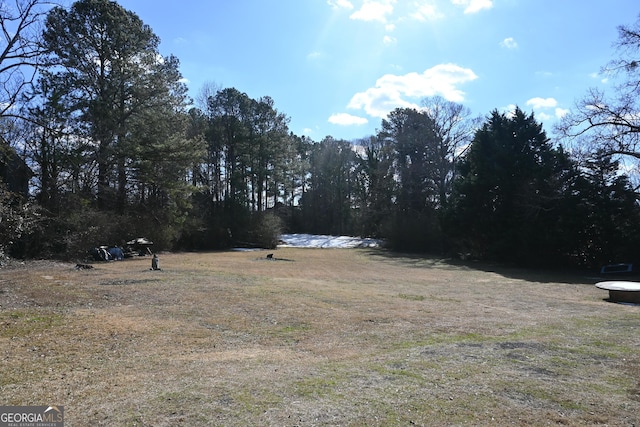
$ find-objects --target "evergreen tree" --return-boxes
[23,79,71,212]
[42,0,191,211]
[567,151,640,267]
[206,87,252,211]
[245,95,290,211]
[449,107,572,264]
[380,108,439,212]
[379,108,445,250]
[301,137,357,235]
[280,133,311,230]
[353,135,395,237]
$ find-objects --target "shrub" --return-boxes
[0,184,43,259]
[237,212,283,249]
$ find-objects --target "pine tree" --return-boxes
[42,0,191,211]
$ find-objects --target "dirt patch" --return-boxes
[1,249,639,426]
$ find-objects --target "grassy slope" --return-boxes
[1,249,639,426]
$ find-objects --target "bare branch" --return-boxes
[557,14,640,167]
[0,0,57,118]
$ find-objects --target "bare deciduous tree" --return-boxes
[0,0,53,119]
[420,96,480,206]
[558,14,640,164]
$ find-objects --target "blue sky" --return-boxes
[114,0,639,141]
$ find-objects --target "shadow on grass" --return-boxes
[361,248,631,286]
[99,278,162,286]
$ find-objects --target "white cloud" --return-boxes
[451,0,493,14]
[328,0,354,10]
[307,51,323,60]
[526,97,558,110]
[411,2,443,21]
[525,98,569,120]
[328,113,369,126]
[331,0,486,28]
[383,35,397,45]
[590,71,610,84]
[555,108,570,119]
[350,0,396,23]
[500,37,518,49]
[348,63,478,118]
[538,109,569,121]
[537,112,552,122]
[349,88,419,118]
[501,104,517,118]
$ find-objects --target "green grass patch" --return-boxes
[0,310,65,338]
[294,375,343,399]
[506,380,588,412]
[393,332,494,350]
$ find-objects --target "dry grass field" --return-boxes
[1,248,639,426]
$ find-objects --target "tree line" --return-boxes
[2,0,640,269]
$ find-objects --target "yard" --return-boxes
[1,248,639,426]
